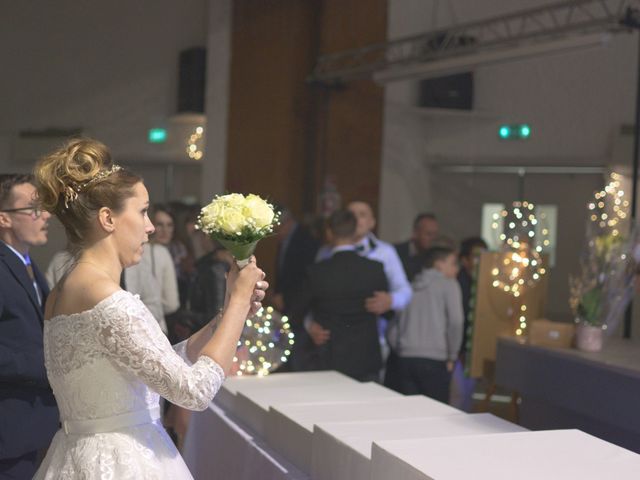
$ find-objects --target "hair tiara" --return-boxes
[62,164,122,208]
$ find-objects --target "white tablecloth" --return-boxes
[215,370,357,413]
[183,371,640,480]
[312,413,525,480]
[370,430,640,480]
[183,403,308,480]
[267,395,460,473]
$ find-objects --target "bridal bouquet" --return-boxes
[197,193,280,267]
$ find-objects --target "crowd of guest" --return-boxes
[274,201,488,412]
[44,192,487,410]
[95,195,482,410]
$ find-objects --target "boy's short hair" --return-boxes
[328,209,356,240]
[423,246,456,269]
[459,237,488,259]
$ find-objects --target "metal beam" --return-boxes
[309,0,640,86]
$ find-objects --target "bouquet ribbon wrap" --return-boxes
[217,239,259,268]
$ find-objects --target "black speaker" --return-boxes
[418,72,473,110]
[178,47,206,113]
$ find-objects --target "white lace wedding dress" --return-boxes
[34,290,225,479]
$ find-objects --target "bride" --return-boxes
[33,138,266,479]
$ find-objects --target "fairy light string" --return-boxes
[491,201,549,336]
[186,126,204,160]
[232,306,294,377]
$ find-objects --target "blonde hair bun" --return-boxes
[34,138,141,253]
[35,138,114,213]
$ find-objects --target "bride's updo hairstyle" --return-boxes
[34,138,141,253]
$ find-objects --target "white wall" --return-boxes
[0,1,208,162]
[201,0,232,203]
[0,0,208,266]
[379,0,639,321]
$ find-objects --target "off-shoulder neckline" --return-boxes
[45,290,138,324]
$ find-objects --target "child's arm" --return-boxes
[445,280,465,365]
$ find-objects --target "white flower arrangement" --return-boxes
[197,193,280,266]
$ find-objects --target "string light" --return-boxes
[232,306,293,377]
[491,201,550,337]
[588,172,628,237]
[516,304,528,337]
[186,126,204,160]
[491,201,549,300]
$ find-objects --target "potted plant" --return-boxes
[574,285,605,352]
[570,231,634,353]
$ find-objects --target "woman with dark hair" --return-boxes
[146,204,181,322]
[32,138,267,479]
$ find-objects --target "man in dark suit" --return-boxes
[395,213,439,282]
[272,207,319,373]
[0,174,59,479]
[290,210,388,382]
[273,207,319,315]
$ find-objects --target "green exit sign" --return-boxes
[148,128,167,143]
[499,124,531,140]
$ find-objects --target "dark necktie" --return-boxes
[24,255,42,306]
[25,262,35,282]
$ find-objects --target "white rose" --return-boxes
[198,202,219,233]
[244,194,275,229]
[219,207,245,234]
[222,193,246,209]
[202,202,222,222]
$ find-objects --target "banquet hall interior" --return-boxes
[4,0,640,478]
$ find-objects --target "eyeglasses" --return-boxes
[0,206,43,219]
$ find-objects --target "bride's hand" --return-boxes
[249,278,268,316]
[226,257,267,313]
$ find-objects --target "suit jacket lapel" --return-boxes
[0,243,44,321]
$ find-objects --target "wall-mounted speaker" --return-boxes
[418,72,473,110]
[178,47,206,113]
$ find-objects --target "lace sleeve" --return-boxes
[96,292,225,411]
[173,340,192,365]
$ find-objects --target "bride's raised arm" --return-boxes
[96,260,265,411]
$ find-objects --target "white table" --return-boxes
[267,395,460,473]
[370,429,640,480]
[184,371,640,479]
[183,403,309,480]
[312,413,525,480]
[235,381,400,436]
[215,370,357,413]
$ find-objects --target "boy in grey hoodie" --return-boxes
[387,246,464,403]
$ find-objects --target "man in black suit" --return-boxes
[272,207,319,373]
[273,207,319,315]
[290,210,389,382]
[395,213,439,282]
[0,174,59,479]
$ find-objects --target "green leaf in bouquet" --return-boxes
[216,238,259,262]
